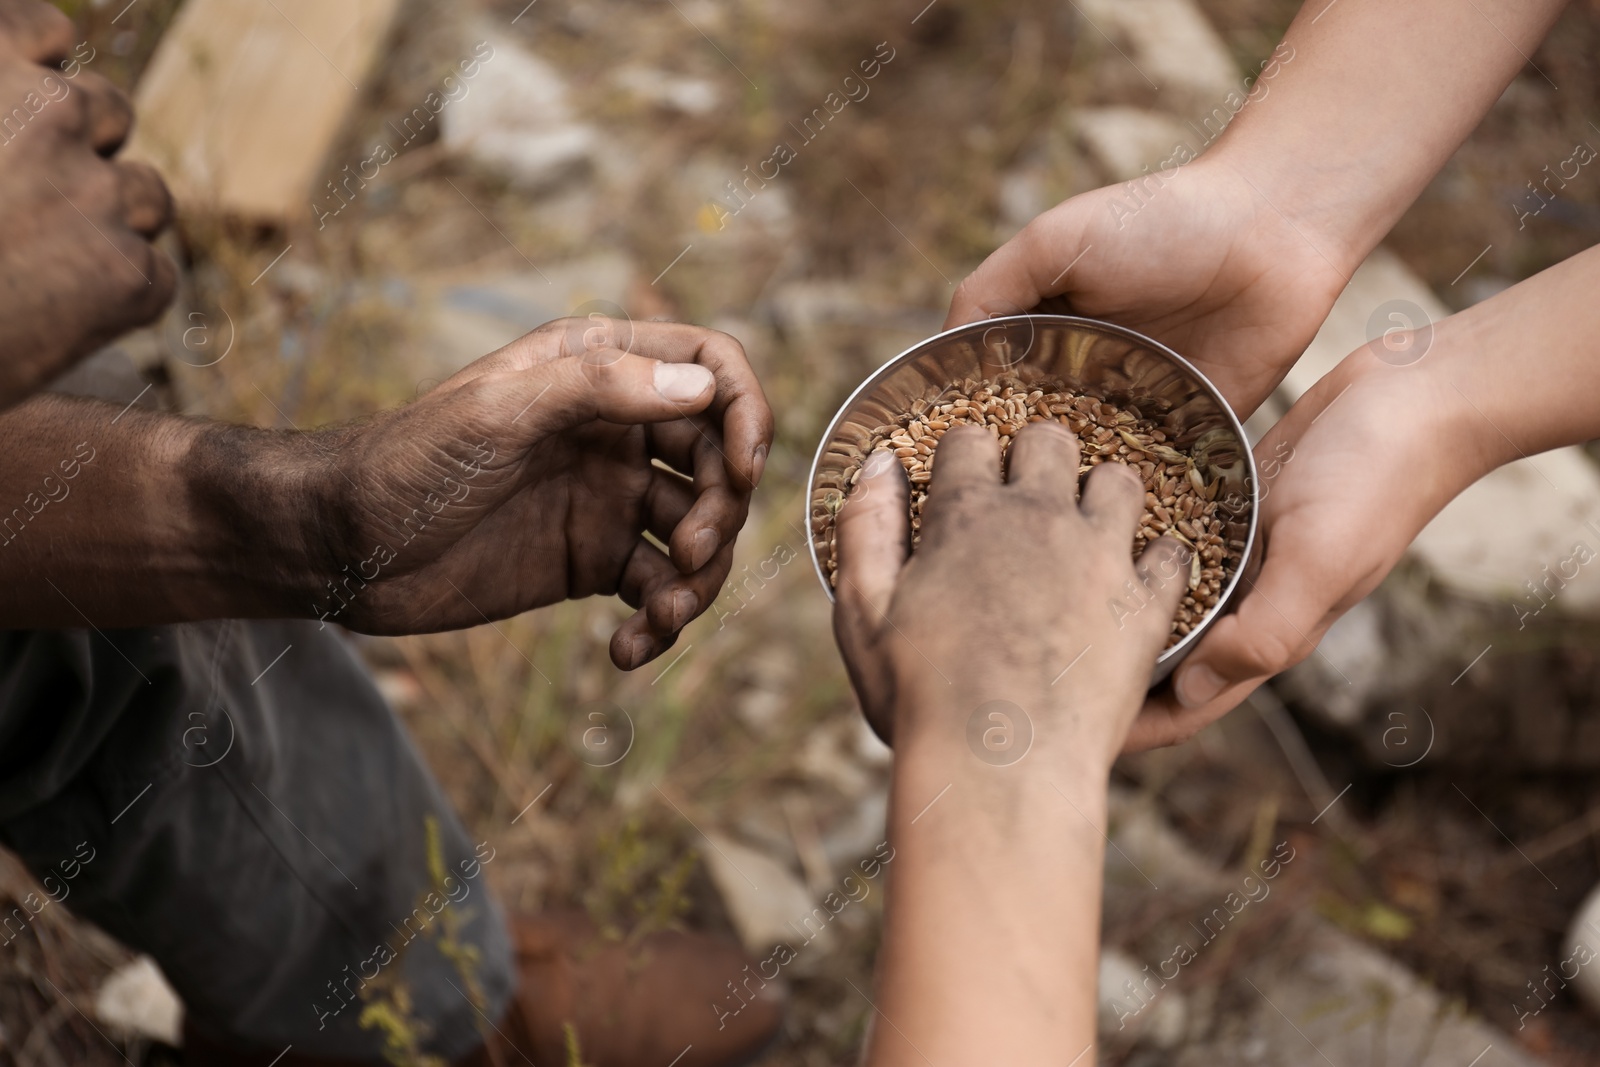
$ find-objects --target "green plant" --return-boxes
[358,816,490,1067]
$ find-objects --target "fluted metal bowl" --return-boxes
[806,314,1260,686]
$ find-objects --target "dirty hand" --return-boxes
[1124,332,1495,749]
[298,318,774,668]
[831,422,1187,767]
[945,160,1348,419]
[0,0,176,406]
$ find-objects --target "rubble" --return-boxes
[409,252,634,380]
[699,832,830,954]
[441,22,599,191]
[1072,106,1199,182]
[1076,0,1240,105]
[615,66,722,116]
[94,956,183,1047]
[17,0,1600,1061]
[1103,790,1548,1063]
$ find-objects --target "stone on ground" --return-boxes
[95,956,183,1047]
[1076,0,1240,104]
[1073,106,1199,182]
[1174,918,1541,1067]
[1101,790,1549,1062]
[442,21,599,190]
[409,253,634,381]
[700,831,830,954]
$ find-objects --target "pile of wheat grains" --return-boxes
[819,375,1249,646]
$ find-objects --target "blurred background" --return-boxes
[8,0,1600,1063]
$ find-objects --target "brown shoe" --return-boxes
[465,912,786,1067]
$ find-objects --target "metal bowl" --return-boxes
[805,314,1261,686]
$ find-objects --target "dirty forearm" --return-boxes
[0,394,333,627]
[1210,0,1569,273]
[867,691,1109,1066]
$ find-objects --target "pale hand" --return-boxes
[1126,336,1495,748]
[946,159,1350,419]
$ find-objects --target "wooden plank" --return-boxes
[125,0,401,223]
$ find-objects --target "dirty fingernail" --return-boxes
[750,443,768,487]
[654,362,714,403]
[690,528,719,571]
[627,633,653,669]
[1176,663,1224,708]
[671,589,698,630]
[861,449,896,478]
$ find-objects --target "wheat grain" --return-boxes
[817,375,1249,647]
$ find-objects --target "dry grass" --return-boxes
[9,0,1600,1064]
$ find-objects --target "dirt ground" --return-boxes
[8,0,1600,1064]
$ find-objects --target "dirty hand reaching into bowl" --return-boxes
[832,422,1189,753]
[1134,240,1600,749]
[831,421,1186,1064]
[0,317,773,669]
[947,0,1567,418]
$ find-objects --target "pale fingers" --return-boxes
[945,209,1091,329]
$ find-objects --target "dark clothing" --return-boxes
[0,619,513,1061]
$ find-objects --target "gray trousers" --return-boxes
[0,619,515,1061]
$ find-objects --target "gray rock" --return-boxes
[700,831,832,954]
[1072,106,1198,183]
[734,688,786,736]
[1563,884,1600,1017]
[45,345,156,408]
[615,66,721,116]
[1174,917,1544,1067]
[1101,789,1549,1064]
[1076,0,1240,104]
[850,716,892,769]
[407,252,634,381]
[95,956,183,1046]
[1106,791,1230,895]
[760,279,941,376]
[731,643,798,737]
[1287,597,1390,729]
[795,723,874,801]
[1461,274,1517,307]
[442,22,598,190]
[819,786,889,874]
[996,165,1051,237]
[1099,947,1188,1049]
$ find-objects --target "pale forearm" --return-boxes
[832,408,1186,1063]
[868,714,1110,1066]
[1438,242,1600,463]
[1210,0,1568,271]
[0,394,329,627]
